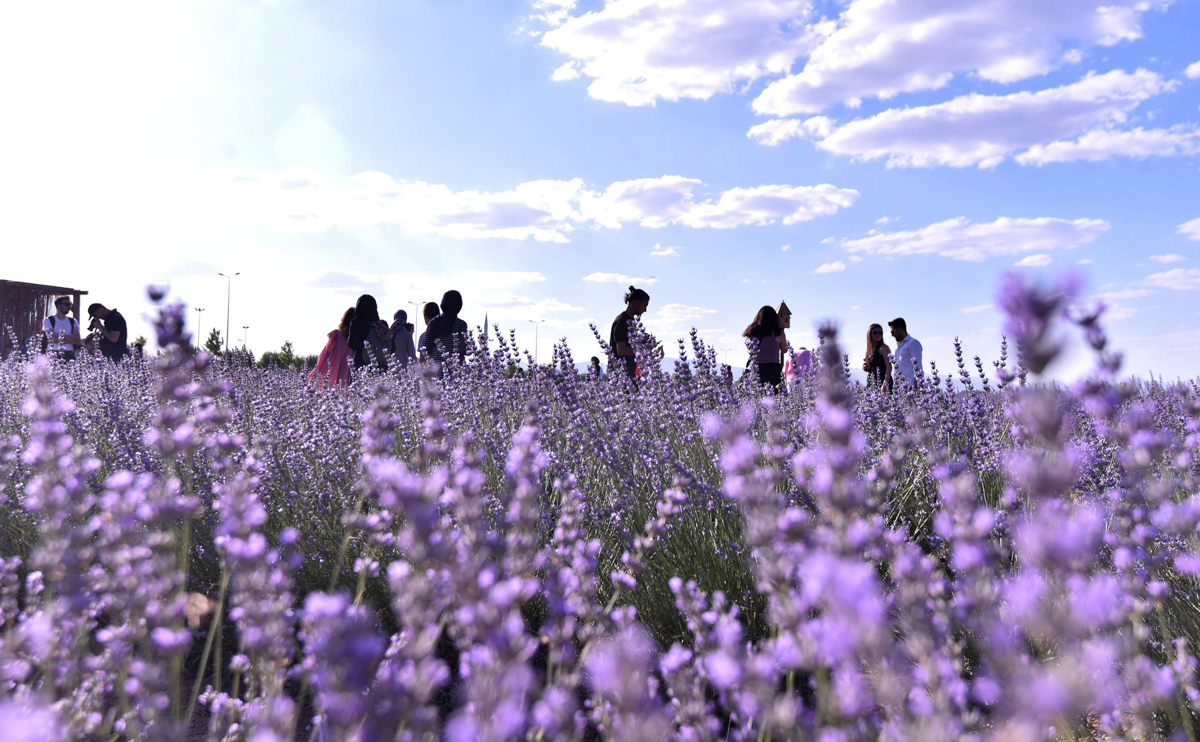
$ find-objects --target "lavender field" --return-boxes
[1,274,1199,742]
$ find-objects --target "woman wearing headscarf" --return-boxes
[310,307,355,388]
[347,294,390,370]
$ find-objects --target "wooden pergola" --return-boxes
[0,279,88,358]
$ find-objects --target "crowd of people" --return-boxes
[32,286,923,394]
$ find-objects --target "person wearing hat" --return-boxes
[888,317,923,386]
[87,303,129,361]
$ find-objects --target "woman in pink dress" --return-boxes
[309,307,354,389]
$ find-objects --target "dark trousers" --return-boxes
[757,362,782,388]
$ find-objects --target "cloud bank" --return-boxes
[197,169,857,242]
[841,216,1109,261]
[749,70,1196,168]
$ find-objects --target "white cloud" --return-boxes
[583,272,658,285]
[781,244,790,251]
[184,169,853,243]
[308,270,382,291]
[1149,253,1185,263]
[653,303,719,324]
[842,216,1108,261]
[1187,60,1200,80]
[875,216,893,225]
[1179,217,1200,241]
[962,304,993,314]
[650,242,680,256]
[1077,258,1094,265]
[1146,268,1200,291]
[814,260,845,273]
[581,177,858,229]
[746,116,835,145]
[1016,125,1200,165]
[778,69,1177,168]
[476,291,584,314]
[461,270,548,285]
[1015,254,1052,267]
[751,0,1169,116]
[551,61,581,81]
[1094,287,1153,300]
[540,0,814,106]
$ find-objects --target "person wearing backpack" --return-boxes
[42,296,82,361]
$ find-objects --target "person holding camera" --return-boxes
[87,303,129,361]
[42,296,83,361]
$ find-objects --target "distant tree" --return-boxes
[204,329,223,356]
[278,341,297,369]
[257,351,278,369]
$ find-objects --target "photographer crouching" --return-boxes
[87,303,130,362]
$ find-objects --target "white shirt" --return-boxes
[42,315,78,352]
[893,334,923,384]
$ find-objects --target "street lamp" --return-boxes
[242,325,249,347]
[218,271,240,353]
[408,301,426,338]
[194,308,205,349]
[528,319,546,366]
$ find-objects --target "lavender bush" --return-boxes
[1,272,1199,740]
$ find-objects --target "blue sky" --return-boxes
[2,0,1198,379]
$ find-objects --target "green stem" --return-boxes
[185,570,229,729]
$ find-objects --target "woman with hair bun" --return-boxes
[610,285,649,377]
[744,305,785,388]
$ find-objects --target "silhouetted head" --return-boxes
[624,286,650,315]
[888,317,908,342]
[440,290,463,316]
[394,309,407,325]
[423,302,440,322]
[339,307,355,333]
[744,305,781,338]
[88,303,109,320]
[354,295,379,324]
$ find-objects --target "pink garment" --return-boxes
[784,348,812,381]
[309,329,352,389]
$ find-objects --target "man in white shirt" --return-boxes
[889,317,923,386]
[43,296,82,361]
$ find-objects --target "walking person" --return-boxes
[390,309,417,369]
[417,302,440,362]
[888,317,923,386]
[421,290,469,368]
[87,303,130,362]
[862,323,893,392]
[42,296,82,361]
[347,294,390,370]
[310,307,355,388]
[744,305,785,389]
[610,286,649,378]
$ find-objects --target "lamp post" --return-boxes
[242,325,249,347]
[408,301,425,337]
[194,308,205,349]
[528,319,545,367]
[218,271,240,353]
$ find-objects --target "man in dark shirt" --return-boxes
[87,303,129,361]
[421,290,469,368]
[609,286,649,377]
